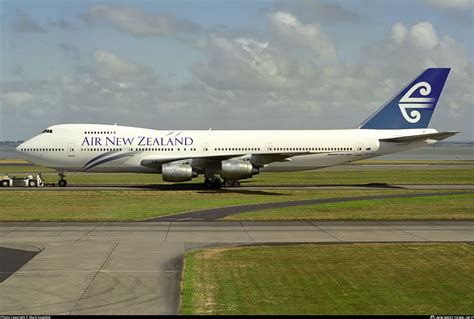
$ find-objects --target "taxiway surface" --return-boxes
[0,221,473,315]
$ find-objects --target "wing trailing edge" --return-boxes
[379,131,458,143]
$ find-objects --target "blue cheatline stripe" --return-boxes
[83,150,118,169]
[83,151,139,171]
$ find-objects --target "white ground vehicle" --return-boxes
[0,174,44,187]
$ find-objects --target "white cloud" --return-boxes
[192,34,296,91]
[3,91,34,106]
[83,5,200,37]
[2,9,472,142]
[384,22,469,72]
[411,22,440,49]
[269,11,337,59]
[391,22,440,49]
[93,50,154,82]
[362,21,473,138]
[391,23,407,44]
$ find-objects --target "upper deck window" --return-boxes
[41,129,53,133]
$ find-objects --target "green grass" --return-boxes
[68,168,474,185]
[0,165,56,173]
[1,163,473,185]
[248,169,474,185]
[224,193,474,221]
[0,189,438,221]
[0,159,30,164]
[181,243,474,315]
[1,161,472,221]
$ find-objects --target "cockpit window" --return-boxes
[41,129,53,133]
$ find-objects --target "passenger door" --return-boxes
[68,143,75,157]
[266,142,273,152]
[202,143,209,156]
[354,143,363,156]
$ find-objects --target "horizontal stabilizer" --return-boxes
[379,131,458,143]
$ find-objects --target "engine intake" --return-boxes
[221,160,259,180]
[162,161,197,182]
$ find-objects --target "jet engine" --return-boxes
[162,161,197,182]
[221,160,259,180]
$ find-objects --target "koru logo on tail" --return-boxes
[398,82,435,123]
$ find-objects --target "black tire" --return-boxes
[233,180,241,187]
[1,180,9,187]
[204,179,213,189]
[28,180,37,187]
[213,179,222,189]
[223,179,233,188]
[58,179,67,187]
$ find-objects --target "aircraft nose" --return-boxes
[16,142,24,153]
[16,140,29,156]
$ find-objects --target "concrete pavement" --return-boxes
[0,221,473,314]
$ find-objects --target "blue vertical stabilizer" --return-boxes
[360,68,450,129]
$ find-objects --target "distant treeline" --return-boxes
[0,141,24,146]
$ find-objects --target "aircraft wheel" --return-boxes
[1,180,9,187]
[204,178,214,189]
[213,179,222,189]
[58,179,67,187]
[223,179,234,188]
[233,180,241,187]
[28,180,37,187]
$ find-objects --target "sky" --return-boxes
[0,0,473,141]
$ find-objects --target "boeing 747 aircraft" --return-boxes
[17,68,457,188]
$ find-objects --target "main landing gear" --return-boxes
[204,176,222,189]
[203,177,242,189]
[58,171,67,187]
[223,179,240,188]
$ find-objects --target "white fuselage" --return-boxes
[17,124,439,174]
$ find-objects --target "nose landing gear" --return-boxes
[58,171,67,187]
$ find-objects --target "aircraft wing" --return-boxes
[379,131,458,143]
[140,150,330,168]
